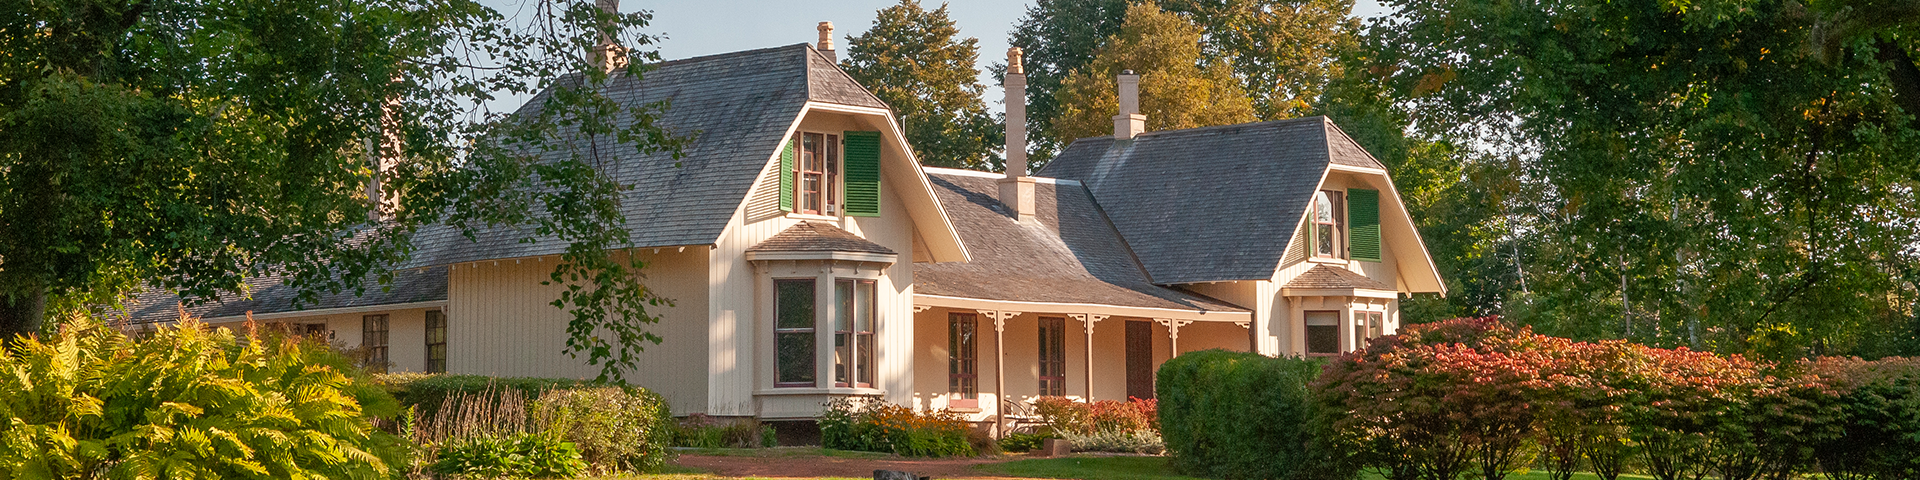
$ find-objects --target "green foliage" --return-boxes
[1156,349,1338,480]
[1053,2,1256,142]
[842,0,1002,171]
[428,433,587,479]
[531,386,675,474]
[379,373,589,419]
[819,397,975,457]
[672,414,774,448]
[1359,0,1920,358]
[1805,357,1920,480]
[976,455,1202,480]
[0,0,680,382]
[0,318,409,479]
[998,432,1056,453]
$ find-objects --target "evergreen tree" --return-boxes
[842,0,1002,170]
[1052,2,1257,141]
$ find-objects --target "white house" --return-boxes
[130,29,1445,425]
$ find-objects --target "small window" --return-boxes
[949,313,978,399]
[1305,311,1339,355]
[362,314,390,373]
[796,132,841,215]
[775,279,817,387]
[1353,310,1384,351]
[426,310,447,373]
[1038,316,1067,397]
[834,279,877,388]
[1313,190,1345,258]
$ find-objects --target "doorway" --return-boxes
[1126,320,1154,399]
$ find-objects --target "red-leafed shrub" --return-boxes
[1031,396,1158,435]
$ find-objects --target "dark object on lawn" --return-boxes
[1040,438,1073,457]
[873,469,930,480]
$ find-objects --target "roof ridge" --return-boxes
[648,43,809,69]
[803,44,890,108]
[1058,116,1328,146]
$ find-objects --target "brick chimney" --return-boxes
[1113,70,1145,140]
[999,47,1036,223]
[590,0,629,72]
[817,22,836,62]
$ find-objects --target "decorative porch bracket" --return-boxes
[1068,314,1108,400]
[1154,318,1195,357]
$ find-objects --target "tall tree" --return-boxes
[1005,0,1356,163]
[1365,0,1920,359]
[842,0,1002,171]
[1052,2,1257,141]
[0,0,682,381]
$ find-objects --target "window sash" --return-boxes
[1314,190,1345,258]
[1305,310,1339,355]
[425,310,447,374]
[775,279,817,387]
[796,132,840,215]
[834,279,876,388]
[949,313,977,398]
[1038,317,1067,397]
[363,314,390,373]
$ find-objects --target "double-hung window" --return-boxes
[774,279,817,387]
[362,314,390,373]
[1305,311,1340,355]
[1038,317,1067,397]
[949,313,978,399]
[796,133,841,215]
[1313,190,1345,259]
[425,310,447,373]
[1353,310,1384,351]
[834,279,876,388]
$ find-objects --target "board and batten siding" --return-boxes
[1260,171,1403,356]
[445,249,712,415]
[709,108,923,418]
[204,307,436,373]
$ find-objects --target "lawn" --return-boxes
[974,455,1202,480]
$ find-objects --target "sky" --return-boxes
[481,0,1391,115]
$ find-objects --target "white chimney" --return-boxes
[1113,70,1145,140]
[998,47,1036,223]
[817,22,836,62]
[590,0,629,72]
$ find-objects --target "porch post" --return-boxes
[978,310,1017,437]
[1155,318,1193,358]
[1070,314,1107,400]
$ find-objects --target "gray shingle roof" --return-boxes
[1284,264,1392,290]
[408,43,888,268]
[913,172,1245,313]
[748,221,896,255]
[125,267,448,323]
[1038,117,1383,284]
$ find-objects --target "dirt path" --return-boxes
[673,453,1025,479]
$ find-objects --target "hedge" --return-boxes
[1157,349,1343,480]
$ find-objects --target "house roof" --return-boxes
[1284,264,1393,291]
[913,170,1246,314]
[123,267,448,323]
[748,222,896,255]
[408,43,886,268]
[1039,117,1386,285]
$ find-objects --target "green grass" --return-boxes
[975,455,1203,480]
[1357,471,1658,480]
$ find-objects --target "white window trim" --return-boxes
[757,259,889,392]
[788,130,845,218]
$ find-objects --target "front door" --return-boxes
[1126,321,1154,399]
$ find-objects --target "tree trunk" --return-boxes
[0,286,48,343]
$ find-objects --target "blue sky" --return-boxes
[481,0,1390,115]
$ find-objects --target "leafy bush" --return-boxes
[0,319,410,478]
[532,386,675,474]
[1807,356,1920,480]
[673,413,773,448]
[820,397,975,457]
[1032,396,1158,435]
[1062,429,1165,454]
[1159,349,1334,480]
[428,433,587,478]
[999,432,1056,452]
[379,373,590,418]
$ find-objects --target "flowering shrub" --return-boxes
[1061,428,1165,454]
[1032,396,1158,435]
[819,397,974,457]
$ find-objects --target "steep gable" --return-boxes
[1040,117,1336,284]
[410,44,894,268]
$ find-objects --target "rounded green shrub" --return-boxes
[532,386,674,474]
[1157,349,1337,480]
[428,433,586,479]
[0,319,411,479]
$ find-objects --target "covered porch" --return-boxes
[908,295,1251,431]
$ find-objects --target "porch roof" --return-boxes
[913,169,1247,321]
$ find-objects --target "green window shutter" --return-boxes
[1349,188,1382,262]
[779,137,795,212]
[843,131,882,217]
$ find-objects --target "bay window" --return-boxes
[1305,310,1339,355]
[834,279,876,388]
[1353,310,1384,351]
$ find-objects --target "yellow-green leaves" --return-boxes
[1053,2,1259,141]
